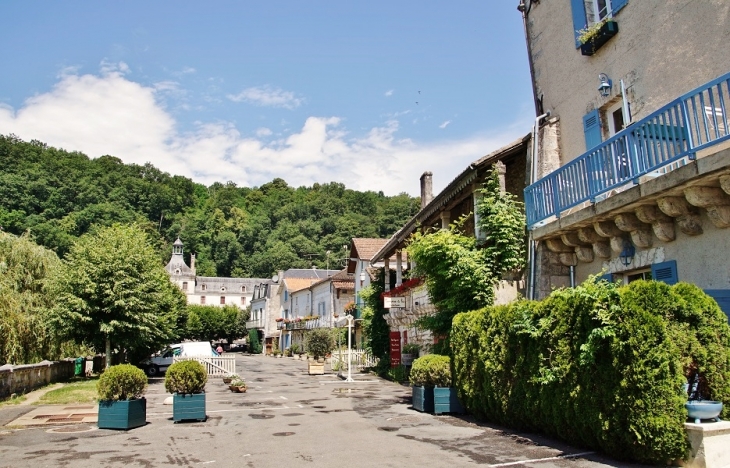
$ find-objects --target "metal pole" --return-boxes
[346,315,354,382]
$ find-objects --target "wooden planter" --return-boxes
[229,385,247,393]
[98,398,146,430]
[173,393,206,422]
[412,386,434,413]
[308,362,325,375]
[434,387,464,415]
[580,20,619,56]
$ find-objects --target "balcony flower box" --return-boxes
[580,20,618,56]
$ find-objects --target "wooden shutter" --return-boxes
[599,273,614,283]
[612,0,628,14]
[704,290,730,321]
[651,260,678,285]
[570,0,587,48]
[583,109,602,150]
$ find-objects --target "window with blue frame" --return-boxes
[571,0,627,47]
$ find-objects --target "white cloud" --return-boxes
[99,60,130,75]
[385,89,394,97]
[439,120,451,129]
[0,70,528,196]
[227,85,303,109]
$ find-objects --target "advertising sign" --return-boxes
[384,296,406,309]
[389,331,401,367]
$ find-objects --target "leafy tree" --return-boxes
[49,224,187,368]
[184,304,247,343]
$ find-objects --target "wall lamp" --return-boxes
[598,73,612,97]
[619,239,635,267]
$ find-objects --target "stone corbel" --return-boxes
[577,227,603,244]
[635,205,676,242]
[720,175,730,196]
[545,237,574,253]
[559,252,578,266]
[561,232,586,247]
[614,213,653,248]
[593,221,623,238]
[657,196,703,236]
[684,186,730,229]
[575,246,594,263]
[592,242,612,258]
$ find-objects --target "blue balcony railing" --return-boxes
[525,72,730,229]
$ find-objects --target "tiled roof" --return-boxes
[351,238,388,260]
[332,281,354,290]
[282,268,340,279]
[283,277,318,293]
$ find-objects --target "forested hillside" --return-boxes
[0,134,419,277]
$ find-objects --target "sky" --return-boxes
[0,2,534,196]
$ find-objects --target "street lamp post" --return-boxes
[336,313,355,382]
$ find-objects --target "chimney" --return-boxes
[420,171,433,209]
[190,253,196,275]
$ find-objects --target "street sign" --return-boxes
[384,296,406,308]
[389,331,401,367]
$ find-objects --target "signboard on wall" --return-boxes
[384,296,406,309]
[389,331,401,367]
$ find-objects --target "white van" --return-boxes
[142,341,218,376]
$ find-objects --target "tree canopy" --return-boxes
[48,224,187,367]
[0,135,419,277]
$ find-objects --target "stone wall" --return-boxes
[0,360,75,399]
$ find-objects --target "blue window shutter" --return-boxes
[612,0,628,14]
[599,273,614,283]
[570,0,587,48]
[704,290,730,321]
[583,109,602,150]
[651,260,678,285]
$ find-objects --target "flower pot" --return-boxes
[173,393,206,422]
[98,398,146,430]
[434,387,464,415]
[308,362,325,375]
[223,378,233,384]
[412,386,434,413]
[686,400,723,423]
[580,20,619,56]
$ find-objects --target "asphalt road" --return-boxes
[0,355,647,467]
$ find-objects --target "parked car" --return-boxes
[141,342,218,376]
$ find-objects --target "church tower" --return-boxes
[165,237,196,295]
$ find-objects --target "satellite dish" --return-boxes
[271,274,279,283]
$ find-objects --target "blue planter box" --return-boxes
[412,386,434,413]
[173,393,206,422]
[98,398,146,430]
[434,387,464,415]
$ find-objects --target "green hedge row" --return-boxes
[451,279,730,464]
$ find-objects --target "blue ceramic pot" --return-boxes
[685,400,723,423]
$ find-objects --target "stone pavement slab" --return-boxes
[6,405,97,427]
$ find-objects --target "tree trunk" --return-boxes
[105,336,111,369]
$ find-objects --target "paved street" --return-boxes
[0,355,647,468]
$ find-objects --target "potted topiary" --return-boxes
[410,354,464,414]
[97,364,148,430]
[165,360,208,422]
[305,328,335,375]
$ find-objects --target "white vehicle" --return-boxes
[142,342,218,376]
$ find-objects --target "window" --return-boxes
[626,270,651,283]
[241,297,246,305]
[201,296,206,305]
[241,285,246,293]
[220,296,226,305]
[571,0,627,47]
[651,260,678,285]
[284,291,288,302]
[606,101,625,137]
[174,269,180,275]
[221,286,226,292]
[583,109,602,150]
[201,284,207,291]
[182,281,188,291]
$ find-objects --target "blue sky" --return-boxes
[0,1,534,195]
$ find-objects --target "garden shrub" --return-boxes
[248,329,262,354]
[164,360,208,394]
[451,278,730,464]
[305,328,335,359]
[409,354,452,387]
[97,364,148,401]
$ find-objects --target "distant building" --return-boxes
[165,237,269,308]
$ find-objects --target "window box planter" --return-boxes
[580,20,618,56]
[173,393,206,422]
[412,386,434,413]
[433,387,464,415]
[98,398,146,430]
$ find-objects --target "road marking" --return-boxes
[488,451,595,467]
[198,461,216,465]
[279,396,288,400]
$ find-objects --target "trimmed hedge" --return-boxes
[164,360,208,394]
[97,364,148,401]
[410,354,452,387]
[451,279,730,464]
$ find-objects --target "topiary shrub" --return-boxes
[409,354,452,387]
[248,329,262,354]
[164,360,208,394]
[305,328,335,360]
[97,364,148,401]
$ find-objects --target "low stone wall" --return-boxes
[0,360,75,399]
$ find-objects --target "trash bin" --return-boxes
[74,357,85,376]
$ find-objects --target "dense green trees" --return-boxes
[0,135,419,277]
[184,305,248,344]
[49,224,187,368]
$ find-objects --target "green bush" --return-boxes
[451,279,730,464]
[386,364,408,384]
[305,328,335,359]
[248,329,262,354]
[409,354,452,387]
[97,364,148,401]
[164,360,208,394]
